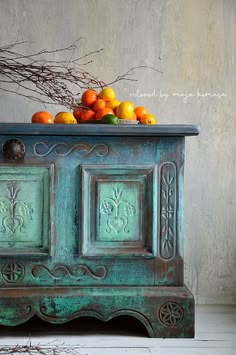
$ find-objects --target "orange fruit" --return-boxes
[95,107,114,120]
[31,111,53,124]
[116,101,134,120]
[93,99,106,111]
[80,109,96,121]
[134,106,147,121]
[140,113,157,125]
[131,112,137,120]
[81,89,97,108]
[98,87,115,102]
[54,112,77,124]
[73,107,83,121]
[114,106,119,116]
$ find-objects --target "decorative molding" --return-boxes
[39,307,104,322]
[100,188,136,234]
[38,307,154,336]
[0,183,33,240]
[34,142,109,157]
[159,162,177,260]
[1,262,25,283]
[0,305,153,336]
[31,264,107,280]
[159,302,184,326]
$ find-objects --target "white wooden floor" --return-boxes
[0,305,235,355]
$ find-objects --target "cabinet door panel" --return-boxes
[81,165,156,256]
[0,165,54,256]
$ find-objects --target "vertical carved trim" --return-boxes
[159,162,177,260]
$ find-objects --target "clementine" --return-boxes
[140,113,157,125]
[134,106,147,121]
[93,99,106,111]
[95,107,114,120]
[31,111,53,124]
[81,89,97,108]
[80,109,96,122]
[131,112,137,120]
[73,107,83,121]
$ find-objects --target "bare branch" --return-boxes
[0,39,162,109]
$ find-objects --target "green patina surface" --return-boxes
[0,124,199,337]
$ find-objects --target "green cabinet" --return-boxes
[0,123,199,337]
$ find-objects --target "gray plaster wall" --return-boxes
[0,0,235,304]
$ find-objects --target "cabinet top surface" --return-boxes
[0,123,200,137]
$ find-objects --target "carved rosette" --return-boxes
[159,302,184,326]
[159,162,177,260]
[1,262,25,283]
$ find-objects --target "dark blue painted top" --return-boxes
[0,123,200,137]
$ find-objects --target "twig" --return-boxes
[0,39,162,109]
[0,343,84,354]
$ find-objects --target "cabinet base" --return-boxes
[0,286,194,338]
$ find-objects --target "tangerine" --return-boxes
[81,89,97,108]
[131,112,137,120]
[95,107,114,120]
[134,106,147,121]
[73,107,83,121]
[80,109,96,121]
[93,99,106,111]
[31,111,53,124]
[140,113,157,125]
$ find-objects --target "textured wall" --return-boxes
[0,0,235,304]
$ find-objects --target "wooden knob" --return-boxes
[2,139,25,160]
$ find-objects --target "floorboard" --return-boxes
[0,305,235,355]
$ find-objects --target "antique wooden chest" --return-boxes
[0,123,199,337]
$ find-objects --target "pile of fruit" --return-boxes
[31,87,157,125]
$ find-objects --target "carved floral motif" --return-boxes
[159,302,184,326]
[0,184,33,243]
[100,188,136,234]
[1,262,25,283]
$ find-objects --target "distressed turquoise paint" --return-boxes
[0,124,199,337]
[98,182,140,241]
[81,165,154,257]
[0,165,52,256]
[0,135,185,285]
[0,285,194,337]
